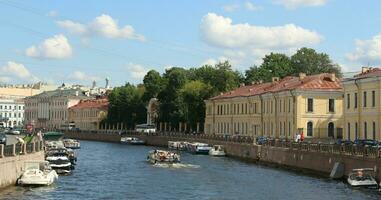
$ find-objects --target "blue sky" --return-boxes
[0,0,381,87]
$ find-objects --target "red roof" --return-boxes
[353,68,381,79]
[210,73,342,100]
[69,98,109,110]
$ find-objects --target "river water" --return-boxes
[0,140,380,200]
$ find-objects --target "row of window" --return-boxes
[212,98,336,116]
[264,121,293,137]
[216,122,260,135]
[25,110,68,120]
[71,110,101,118]
[346,121,376,140]
[0,112,23,118]
[0,105,24,110]
[25,101,67,107]
[346,91,376,109]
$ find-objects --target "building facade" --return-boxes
[68,98,108,130]
[24,87,91,129]
[0,98,24,128]
[205,73,343,140]
[343,67,381,141]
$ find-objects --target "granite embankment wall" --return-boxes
[0,151,44,189]
[64,131,381,180]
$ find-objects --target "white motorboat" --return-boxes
[121,137,145,145]
[347,168,378,187]
[63,139,81,149]
[188,142,212,154]
[209,145,226,156]
[168,141,187,150]
[46,153,72,174]
[18,161,58,186]
[147,150,180,164]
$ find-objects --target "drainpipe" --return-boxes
[354,79,361,139]
[273,93,278,139]
[290,90,297,139]
[259,94,264,136]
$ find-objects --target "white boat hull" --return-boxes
[18,170,58,186]
[209,149,226,156]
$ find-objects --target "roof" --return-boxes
[210,73,342,100]
[352,68,381,79]
[26,88,88,99]
[69,98,109,110]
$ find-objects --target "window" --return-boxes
[288,99,291,113]
[347,94,350,109]
[373,122,376,140]
[347,123,351,140]
[279,100,282,113]
[254,103,257,114]
[307,98,313,112]
[288,121,291,137]
[363,91,367,107]
[280,122,282,136]
[307,122,313,137]
[328,122,334,138]
[354,93,358,108]
[372,91,375,107]
[329,99,335,112]
[364,122,368,139]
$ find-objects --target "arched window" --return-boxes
[307,122,313,137]
[328,122,334,138]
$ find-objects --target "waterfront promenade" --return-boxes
[64,130,381,180]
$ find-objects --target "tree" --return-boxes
[245,53,292,83]
[180,80,213,131]
[142,70,163,102]
[291,47,342,77]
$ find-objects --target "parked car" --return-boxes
[335,139,353,146]
[256,136,268,145]
[353,139,378,147]
[0,133,6,145]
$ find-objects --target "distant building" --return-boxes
[24,87,91,129]
[0,98,24,128]
[68,97,109,130]
[343,67,381,140]
[205,73,343,140]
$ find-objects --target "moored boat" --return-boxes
[18,161,58,186]
[209,145,226,156]
[168,141,187,150]
[147,150,180,164]
[188,142,212,154]
[63,139,81,149]
[121,137,145,145]
[347,168,378,187]
[45,151,73,174]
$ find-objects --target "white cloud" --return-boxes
[273,0,327,9]
[126,63,149,79]
[201,57,228,66]
[346,34,381,64]
[245,2,263,11]
[0,61,39,82]
[57,14,145,41]
[47,10,58,17]
[69,71,100,82]
[201,13,322,50]
[223,4,240,12]
[25,34,72,59]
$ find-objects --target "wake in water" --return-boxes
[152,163,200,169]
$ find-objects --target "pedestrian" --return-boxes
[296,133,301,142]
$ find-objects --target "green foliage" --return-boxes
[142,70,163,102]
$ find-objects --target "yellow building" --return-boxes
[205,73,343,140]
[68,98,108,130]
[343,67,381,140]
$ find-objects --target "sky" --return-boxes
[0,0,381,87]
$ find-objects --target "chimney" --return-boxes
[272,77,280,82]
[362,67,369,73]
[329,73,336,82]
[259,80,263,84]
[75,91,79,96]
[299,73,306,80]
[240,83,245,87]
[251,81,256,85]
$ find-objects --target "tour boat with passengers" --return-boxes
[347,168,378,187]
[188,142,212,154]
[147,150,181,164]
[209,145,226,156]
[18,161,58,186]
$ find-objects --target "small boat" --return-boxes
[347,168,378,187]
[209,145,226,156]
[47,148,77,166]
[168,141,187,150]
[121,137,145,145]
[147,150,180,164]
[18,161,58,186]
[63,139,81,149]
[43,131,64,141]
[188,142,212,155]
[45,151,73,174]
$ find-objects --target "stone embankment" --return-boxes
[0,141,44,189]
[64,130,381,180]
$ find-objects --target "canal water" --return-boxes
[0,140,380,200]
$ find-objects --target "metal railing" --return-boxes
[0,140,42,158]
